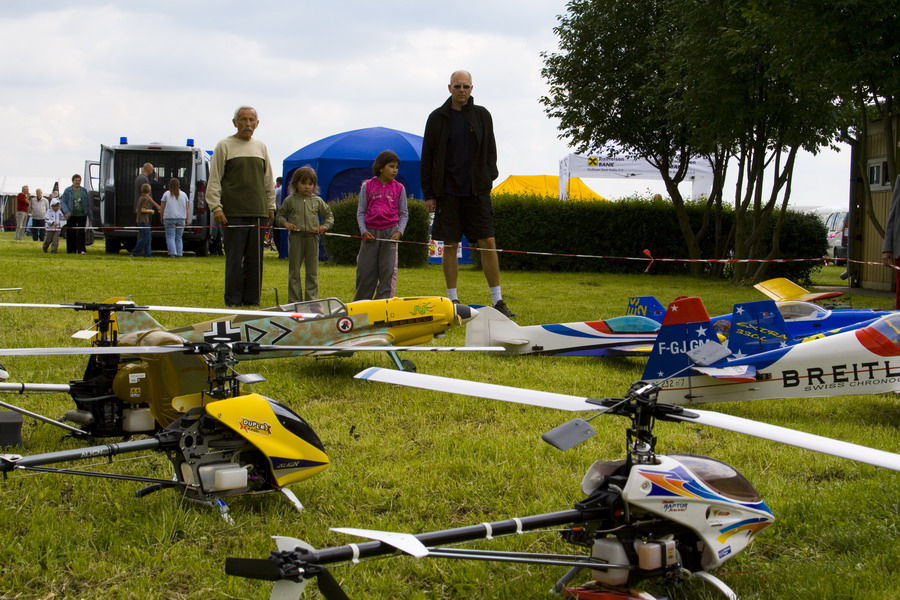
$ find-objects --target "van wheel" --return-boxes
[105,239,120,254]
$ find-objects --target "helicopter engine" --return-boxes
[567,454,774,589]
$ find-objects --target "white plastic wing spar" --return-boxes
[354,367,606,412]
[671,408,900,472]
[330,528,430,558]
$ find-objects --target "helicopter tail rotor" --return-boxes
[225,536,350,600]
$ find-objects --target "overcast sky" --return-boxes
[1,0,850,211]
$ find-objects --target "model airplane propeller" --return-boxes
[0,299,497,440]
[225,324,900,599]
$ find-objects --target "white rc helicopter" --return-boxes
[225,336,900,599]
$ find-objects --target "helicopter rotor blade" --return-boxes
[0,301,319,320]
[0,345,187,357]
[672,408,900,472]
[355,367,605,412]
[255,345,504,354]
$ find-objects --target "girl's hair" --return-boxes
[141,183,151,194]
[168,178,181,194]
[372,150,400,176]
[290,166,319,194]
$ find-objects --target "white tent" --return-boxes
[559,153,713,200]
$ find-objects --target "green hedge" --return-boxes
[488,193,827,282]
[323,196,430,267]
[323,192,827,283]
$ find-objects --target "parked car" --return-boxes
[823,210,848,263]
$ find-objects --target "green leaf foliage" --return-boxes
[490,194,825,282]
[323,196,430,268]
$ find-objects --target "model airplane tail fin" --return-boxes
[642,297,721,380]
[113,305,166,336]
[726,299,792,356]
[464,306,530,350]
[753,277,842,303]
[625,296,667,323]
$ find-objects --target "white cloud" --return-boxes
[0,0,849,210]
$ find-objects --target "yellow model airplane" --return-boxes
[112,296,477,371]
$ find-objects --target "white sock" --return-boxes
[490,286,502,304]
[447,288,458,301]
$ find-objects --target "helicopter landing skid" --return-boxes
[691,571,738,599]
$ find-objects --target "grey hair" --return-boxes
[233,106,257,120]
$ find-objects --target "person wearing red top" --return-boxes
[15,185,29,241]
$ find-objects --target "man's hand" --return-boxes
[883,251,894,267]
[424,199,436,213]
[213,209,228,226]
[267,210,275,227]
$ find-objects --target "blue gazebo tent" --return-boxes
[282,126,423,201]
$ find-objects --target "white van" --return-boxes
[823,210,848,263]
[84,139,216,255]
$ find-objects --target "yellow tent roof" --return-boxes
[492,175,606,201]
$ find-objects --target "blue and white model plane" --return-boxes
[640,296,900,404]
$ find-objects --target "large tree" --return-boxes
[541,0,716,275]
[541,0,847,281]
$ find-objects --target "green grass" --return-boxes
[0,236,898,599]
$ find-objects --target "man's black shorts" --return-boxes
[431,193,494,243]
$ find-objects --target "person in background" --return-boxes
[206,106,276,306]
[134,162,155,218]
[160,177,190,257]
[29,188,49,242]
[881,174,900,309]
[43,198,64,253]
[132,183,160,257]
[275,166,333,302]
[60,175,88,254]
[420,70,515,317]
[354,150,408,301]
[15,185,29,241]
[273,176,286,258]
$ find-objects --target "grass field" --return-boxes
[0,236,898,600]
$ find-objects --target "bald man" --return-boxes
[421,70,515,318]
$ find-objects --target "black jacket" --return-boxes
[420,96,498,199]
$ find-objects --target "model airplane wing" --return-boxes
[753,277,842,303]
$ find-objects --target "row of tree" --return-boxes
[541,0,900,281]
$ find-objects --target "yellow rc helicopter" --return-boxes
[0,339,330,518]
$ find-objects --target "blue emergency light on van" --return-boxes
[120,137,127,144]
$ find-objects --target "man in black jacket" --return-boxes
[421,70,515,318]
